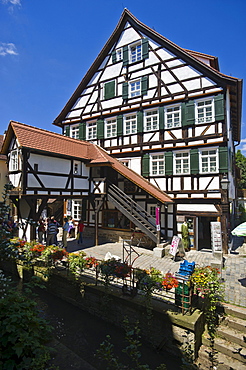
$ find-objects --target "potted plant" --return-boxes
[84,256,99,269]
[135,267,163,294]
[162,272,179,291]
[68,251,87,277]
[114,261,131,279]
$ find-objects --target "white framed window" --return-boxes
[174,151,190,174]
[86,121,97,140]
[106,118,117,138]
[144,109,159,131]
[124,114,137,135]
[195,98,214,124]
[165,105,181,128]
[116,48,122,61]
[200,148,218,173]
[10,150,18,171]
[71,125,79,139]
[129,80,141,97]
[130,42,142,63]
[72,200,82,220]
[151,154,165,175]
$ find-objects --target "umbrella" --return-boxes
[231,222,246,237]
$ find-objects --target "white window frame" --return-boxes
[129,80,141,97]
[124,114,137,135]
[86,121,97,140]
[116,48,122,62]
[195,98,214,124]
[165,104,181,128]
[199,148,218,173]
[150,154,165,175]
[144,109,159,131]
[10,149,18,171]
[72,200,82,220]
[129,42,142,63]
[71,125,79,139]
[174,151,190,175]
[105,117,117,138]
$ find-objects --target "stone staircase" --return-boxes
[197,304,246,369]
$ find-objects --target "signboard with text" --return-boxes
[170,235,180,256]
[210,222,222,252]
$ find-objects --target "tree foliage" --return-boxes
[236,150,246,189]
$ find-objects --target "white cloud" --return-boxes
[0,42,18,56]
[1,0,21,5]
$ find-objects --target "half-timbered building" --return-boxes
[1,121,173,244]
[53,9,242,253]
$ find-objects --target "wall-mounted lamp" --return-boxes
[221,175,230,191]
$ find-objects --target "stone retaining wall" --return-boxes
[1,260,204,359]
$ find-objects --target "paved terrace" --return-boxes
[63,236,246,308]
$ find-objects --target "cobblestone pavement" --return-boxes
[64,236,246,308]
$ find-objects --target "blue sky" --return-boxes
[1,0,245,151]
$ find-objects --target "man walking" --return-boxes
[46,217,58,246]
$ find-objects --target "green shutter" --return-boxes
[123,45,129,66]
[214,94,224,121]
[141,76,148,95]
[104,80,115,100]
[82,198,87,221]
[165,152,173,175]
[159,106,164,130]
[182,101,195,126]
[112,50,117,64]
[79,122,86,140]
[190,149,199,174]
[97,119,104,140]
[117,115,123,136]
[137,111,143,133]
[219,146,228,173]
[122,82,128,100]
[142,38,149,60]
[65,126,70,137]
[142,154,150,177]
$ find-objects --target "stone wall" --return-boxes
[1,260,204,359]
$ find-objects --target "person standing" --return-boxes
[62,217,70,249]
[46,217,58,246]
[77,219,85,245]
[37,218,46,244]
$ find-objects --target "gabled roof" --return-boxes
[53,9,242,141]
[1,121,92,160]
[1,121,172,204]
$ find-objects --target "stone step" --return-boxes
[223,314,246,333]
[202,333,246,364]
[222,303,246,321]
[217,324,246,348]
[197,344,246,370]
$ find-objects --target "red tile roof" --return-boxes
[1,121,172,204]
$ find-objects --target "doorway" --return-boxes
[198,216,217,250]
